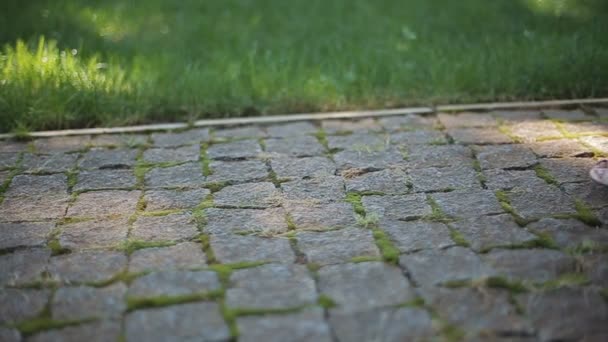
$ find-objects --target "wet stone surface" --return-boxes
[1,109,607,340]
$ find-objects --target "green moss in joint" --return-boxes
[441,324,466,342]
[201,143,213,176]
[350,255,383,263]
[424,196,452,223]
[16,317,94,336]
[120,239,176,255]
[536,273,590,290]
[314,129,329,150]
[199,234,217,264]
[345,192,365,216]
[495,190,528,226]
[485,276,528,294]
[534,164,558,186]
[48,239,70,256]
[449,229,470,247]
[127,290,223,311]
[372,229,399,264]
[285,214,297,231]
[317,295,336,309]
[574,199,602,227]
[140,209,183,217]
[205,181,228,193]
[356,212,379,228]
[66,170,78,191]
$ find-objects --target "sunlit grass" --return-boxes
[0,0,607,132]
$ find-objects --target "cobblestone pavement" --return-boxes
[1,108,608,341]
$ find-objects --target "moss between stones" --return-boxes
[119,239,176,255]
[494,190,529,226]
[567,240,608,255]
[205,181,228,193]
[317,295,337,309]
[535,273,590,290]
[200,143,213,176]
[350,255,383,263]
[441,324,466,342]
[372,229,399,264]
[15,317,95,336]
[485,276,528,294]
[139,209,184,217]
[448,229,470,248]
[47,239,70,256]
[345,192,365,216]
[285,214,297,231]
[126,290,224,311]
[356,212,380,228]
[533,164,558,186]
[314,129,329,150]
[66,170,78,191]
[424,196,452,223]
[573,199,602,227]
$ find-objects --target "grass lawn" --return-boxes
[1,0,608,132]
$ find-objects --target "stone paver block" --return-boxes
[22,153,79,173]
[226,264,316,309]
[319,262,415,313]
[322,118,381,134]
[214,126,265,139]
[508,185,576,220]
[528,218,608,249]
[448,128,512,145]
[6,174,67,197]
[390,130,447,146]
[125,302,229,342]
[204,208,288,235]
[508,120,562,142]
[476,145,538,170]
[333,148,405,171]
[580,135,608,154]
[482,248,576,283]
[562,121,608,135]
[34,136,90,153]
[211,235,294,264]
[52,283,126,320]
[438,112,497,128]
[543,109,592,121]
[67,190,141,218]
[0,153,19,169]
[129,242,207,273]
[214,182,281,208]
[131,213,198,242]
[0,222,52,250]
[362,194,431,221]
[0,248,49,286]
[58,217,129,250]
[422,287,531,336]
[74,169,137,191]
[449,214,536,252]
[151,129,209,147]
[0,194,69,221]
[144,188,209,211]
[379,114,438,131]
[382,220,454,253]
[237,308,332,342]
[482,169,547,190]
[432,190,504,218]
[270,156,336,180]
[49,250,127,284]
[330,307,435,342]
[284,202,357,231]
[580,254,608,287]
[328,133,389,152]
[207,139,261,160]
[563,181,608,209]
[529,139,593,158]
[144,145,200,163]
[399,247,495,286]
[344,168,409,195]
[406,145,472,169]
[90,134,148,147]
[265,136,324,157]
[266,122,317,138]
[145,162,204,188]
[207,160,268,184]
[296,228,380,265]
[28,320,121,342]
[492,110,543,122]
[79,148,138,169]
[282,176,345,203]
[409,166,479,192]
[0,328,20,342]
[539,158,596,184]
[128,270,220,298]
[518,288,608,341]
[0,288,50,323]
[0,141,27,153]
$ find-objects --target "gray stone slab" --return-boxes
[491,110,543,122]
[74,169,137,191]
[285,202,357,231]
[344,168,409,195]
[481,248,576,283]
[78,148,138,169]
[399,247,496,286]
[319,262,415,313]
[0,141,28,153]
[90,134,148,147]
[390,130,447,146]
[528,218,608,249]
[67,190,141,218]
[204,208,288,235]
[226,264,316,309]
[0,170,9,184]
[409,166,479,192]
[581,254,608,287]
[296,228,380,265]
[330,307,436,342]
[476,145,538,170]
[580,135,608,154]
[328,133,389,152]
[482,169,547,190]
[58,217,129,250]
[382,220,454,253]
[0,194,70,221]
[448,128,512,145]
[322,118,381,134]
[28,320,121,342]
[49,250,127,284]
[206,160,268,184]
[144,145,200,163]
[266,122,317,138]
[543,109,593,121]
[0,288,50,324]
[144,188,210,211]
[128,270,220,298]
[362,194,431,221]
[0,248,49,286]
[0,328,20,342]
[264,136,325,157]
[508,120,563,142]
[125,302,230,342]
[52,283,126,320]
[406,145,472,169]
[34,136,90,153]
[145,162,204,188]
[529,139,593,158]
[213,182,281,208]
[0,153,20,169]
[539,158,596,184]
[211,235,294,264]
[237,308,332,342]
[0,222,52,250]
[131,213,198,242]
[508,185,576,220]
[333,148,405,171]
[6,174,67,197]
[207,139,262,160]
[449,214,536,252]
[563,181,608,209]
[22,153,79,173]
[518,288,608,341]
[438,112,497,128]
[282,176,345,203]
[129,242,207,273]
[378,114,438,131]
[431,190,504,219]
[270,156,336,180]
[562,121,608,135]
[214,126,266,139]
[151,129,210,147]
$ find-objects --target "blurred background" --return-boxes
[1,0,607,133]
